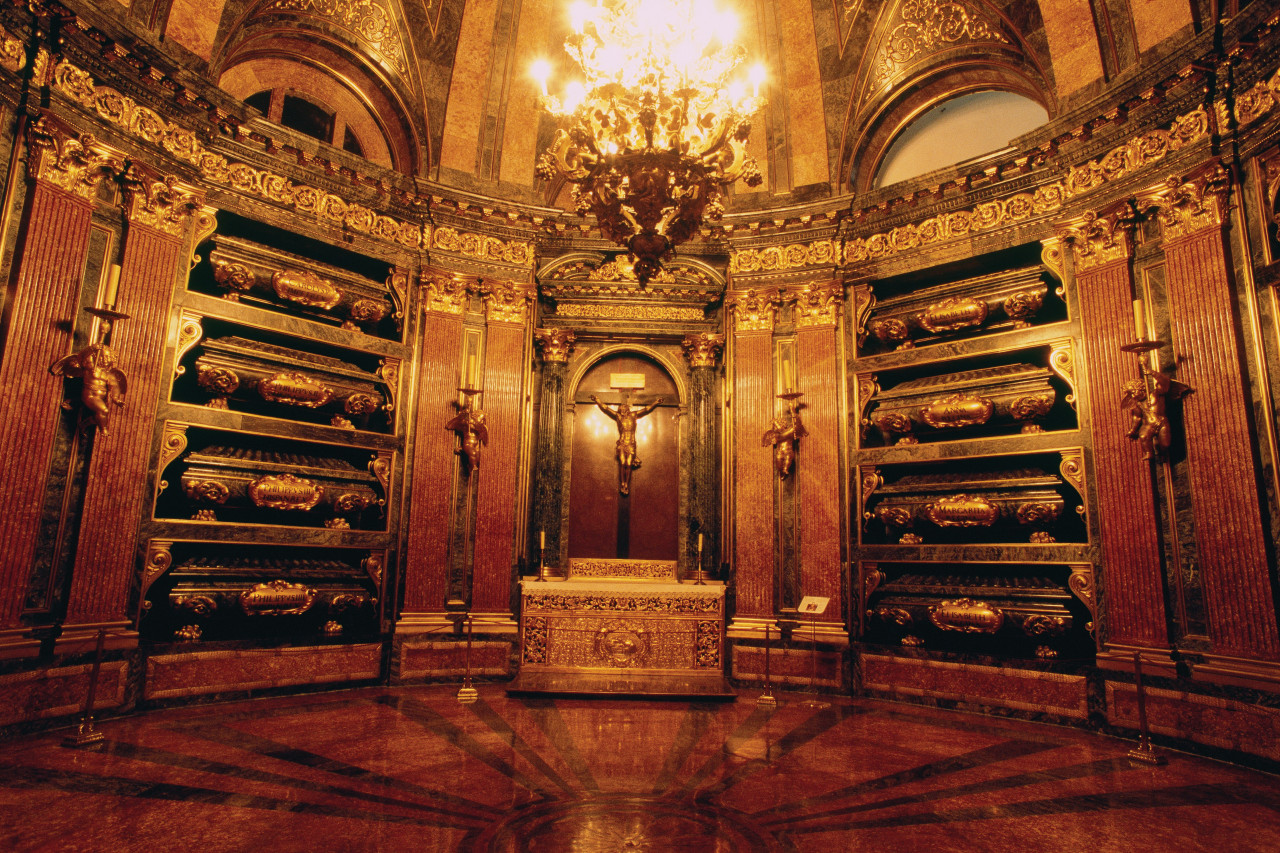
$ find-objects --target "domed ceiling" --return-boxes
[152,0,1198,210]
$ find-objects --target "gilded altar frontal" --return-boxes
[3,0,1280,849]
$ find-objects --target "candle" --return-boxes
[1133,299,1146,342]
[467,354,478,387]
[539,529,545,550]
[103,264,121,307]
[697,533,703,552]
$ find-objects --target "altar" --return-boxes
[508,558,731,697]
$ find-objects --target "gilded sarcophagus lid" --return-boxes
[865,362,1064,445]
[860,263,1058,354]
[864,461,1076,545]
[173,442,385,528]
[865,564,1082,657]
[150,542,383,643]
[189,335,394,432]
[206,235,400,339]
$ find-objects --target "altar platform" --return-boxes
[508,559,733,698]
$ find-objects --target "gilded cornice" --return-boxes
[1057,204,1136,272]
[430,226,534,268]
[26,112,122,198]
[725,287,781,333]
[787,281,844,329]
[550,303,707,321]
[842,104,1211,266]
[729,239,840,275]
[1228,64,1280,128]
[1136,165,1230,241]
[533,328,576,362]
[481,279,535,325]
[120,162,203,236]
[681,333,725,367]
[420,271,472,315]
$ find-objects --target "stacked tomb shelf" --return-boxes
[136,213,409,647]
[850,243,1096,661]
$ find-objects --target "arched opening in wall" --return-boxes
[217,45,420,173]
[872,91,1048,189]
[567,352,680,562]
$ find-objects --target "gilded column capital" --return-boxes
[1137,164,1230,241]
[481,278,535,324]
[534,328,576,362]
[726,287,781,333]
[788,281,844,328]
[120,162,203,236]
[25,113,122,199]
[1057,203,1136,272]
[420,270,473,315]
[681,333,725,368]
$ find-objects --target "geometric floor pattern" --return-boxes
[2,685,1279,851]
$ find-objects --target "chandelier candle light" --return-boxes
[533,0,766,284]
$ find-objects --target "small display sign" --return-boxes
[610,373,646,389]
[797,596,829,615]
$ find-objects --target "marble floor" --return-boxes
[2,686,1279,852]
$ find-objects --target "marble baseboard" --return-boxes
[392,639,513,682]
[144,644,381,700]
[731,645,844,689]
[0,660,130,726]
[1106,682,1280,762]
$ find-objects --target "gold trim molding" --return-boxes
[421,271,472,315]
[431,226,533,268]
[729,239,840,274]
[121,162,203,236]
[1057,204,1136,271]
[553,302,706,321]
[726,287,781,332]
[481,279,535,324]
[788,281,844,328]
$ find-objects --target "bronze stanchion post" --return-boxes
[757,624,776,708]
[63,628,107,748]
[457,615,478,704]
[1127,650,1166,765]
[801,612,829,710]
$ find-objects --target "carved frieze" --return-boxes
[729,239,840,274]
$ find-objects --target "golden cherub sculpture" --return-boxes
[49,343,128,435]
[445,389,488,470]
[763,393,807,478]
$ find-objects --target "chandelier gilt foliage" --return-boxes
[533,0,766,284]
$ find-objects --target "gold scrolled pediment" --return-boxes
[920,394,994,429]
[247,474,323,511]
[929,598,1004,634]
[924,494,1001,527]
[272,269,342,310]
[257,372,335,408]
[240,580,317,616]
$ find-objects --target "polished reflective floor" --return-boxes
[2,685,1279,851]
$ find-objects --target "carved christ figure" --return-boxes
[590,392,663,495]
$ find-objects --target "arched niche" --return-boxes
[566,349,683,562]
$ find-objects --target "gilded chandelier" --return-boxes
[533,0,765,284]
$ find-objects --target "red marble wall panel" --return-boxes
[65,223,182,626]
[0,661,128,727]
[796,323,841,606]
[1076,258,1169,649]
[1106,683,1280,762]
[1163,229,1279,660]
[0,184,94,628]
[395,640,513,681]
[863,654,1089,719]
[731,646,842,688]
[471,320,525,613]
[402,310,464,614]
[733,331,776,618]
[144,643,381,700]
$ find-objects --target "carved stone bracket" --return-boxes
[726,287,781,332]
[1040,237,1065,282]
[26,112,122,199]
[120,161,204,236]
[1068,563,1097,635]
[849,284,875,345]
[1057,203,1136,272]
[173,312,203,377]
[1137,164,1230,241]
[680,332,725,367]
[1048,339,1077,407]
[362,552,385,588]
[1059,449,1088,521]
[534,328,577,363]
[155,423,189,499]
[139,539,174,613]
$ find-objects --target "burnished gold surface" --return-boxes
[239,580,318,616]
[421,271,471,315]
[264,0,407,73]
[258,372,335,408]
[26,112,122,199]
[680,332,725,367]
[591,391,662,495]
[729,239,840,274]
[789,282,844,328]
[1138,165,1230,239]
[726,287,780,332]
[568,558,677,581]
[918,296,988,333]
[924,494,1001,527]
[920,393,994,428]
[1058,205,1135,271]
[929,598,1005,634]
[120,163,203,236]
[272,269,342,310]
[173,314,203,377]
[247,474,324,511]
